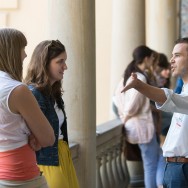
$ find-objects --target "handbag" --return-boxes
[124,140,142,161]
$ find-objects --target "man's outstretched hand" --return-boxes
[121,72,138,93]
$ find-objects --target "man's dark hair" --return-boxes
[175,37,188,52]
[175,37,188,44]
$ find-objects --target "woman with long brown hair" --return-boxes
[114,45,165,188]
[24,40,79,188]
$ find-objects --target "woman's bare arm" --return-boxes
[9,85,55,147]
[121,73,167,104]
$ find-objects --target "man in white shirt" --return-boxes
[121,37,188,188]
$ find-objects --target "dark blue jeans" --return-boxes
[163,162,188,188]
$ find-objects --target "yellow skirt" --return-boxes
[38,140,79,188]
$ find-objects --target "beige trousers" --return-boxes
[0,175,48,188]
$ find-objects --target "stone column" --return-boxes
[145,0,178,58]
[111,0,146,187]
[47,1,96,188]
[111,0,146,117]
[96,0,113,125]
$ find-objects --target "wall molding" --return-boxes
[0,0,18,9]
[0,12,7,27]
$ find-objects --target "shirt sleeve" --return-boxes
[156,88,188,115]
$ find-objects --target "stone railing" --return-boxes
[70,118,144,188]
[96,119,130,188]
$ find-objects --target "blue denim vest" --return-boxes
[28,85,68,166]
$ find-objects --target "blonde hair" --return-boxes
[0,28,27,81]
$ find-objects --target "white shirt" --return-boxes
[54,102,64,140]
[113,72,154,144]
[156,84,188,157]
[0,71,30,151]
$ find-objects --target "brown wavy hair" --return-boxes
[24,40,66,104]
[0,28,27,81]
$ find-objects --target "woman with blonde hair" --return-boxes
[24,40,79,188]
[0,28,55,187]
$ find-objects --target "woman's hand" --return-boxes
[121,72,138,93]
[29,134,42,151]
